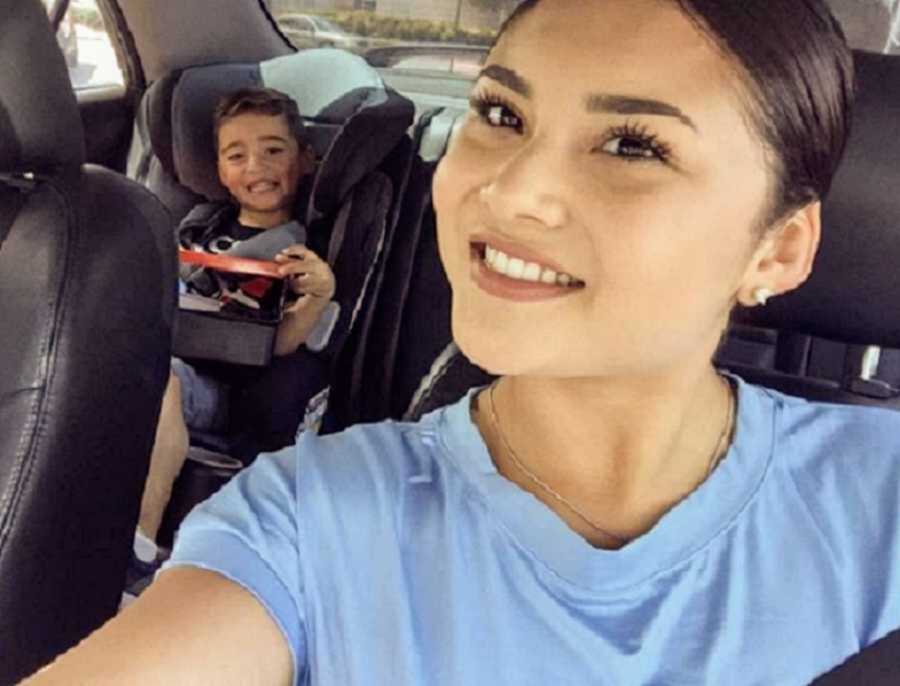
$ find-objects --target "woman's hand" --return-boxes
[274,245,336,301]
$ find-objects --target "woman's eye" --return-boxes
[266,147,285,156]
[484,104,521,130]
[601,136,666,162]
[227,154,244,163]
[470,96,524,133]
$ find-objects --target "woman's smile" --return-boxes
[468,235,585,302]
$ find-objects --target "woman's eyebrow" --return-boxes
[476,64,532,98]
[586,94,698,132]
[476,65,697,133]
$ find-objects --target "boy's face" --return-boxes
[217,112,314,224]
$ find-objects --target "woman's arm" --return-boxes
[23,568,293,686]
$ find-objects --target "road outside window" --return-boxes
[43,0,124,90]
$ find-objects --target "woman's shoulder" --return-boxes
[743,379,900,494]
[293,393,475,500]
[752,381,900,448]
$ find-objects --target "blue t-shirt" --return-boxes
[165,376,900,685]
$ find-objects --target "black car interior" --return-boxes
[0,0,176,682]
[1,0,900,682]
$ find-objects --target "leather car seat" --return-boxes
[726,50,900,413]
[0,1,176,682]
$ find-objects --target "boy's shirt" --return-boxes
[179,204,295,315]
[176,201,338,354]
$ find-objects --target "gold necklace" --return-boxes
[486,377,735,545]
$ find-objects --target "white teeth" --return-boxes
[506,258,525,279]
[522,262,541,282]
[481,244,581,287]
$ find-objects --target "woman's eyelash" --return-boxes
[602,122,673,164]
[469,92,524,133]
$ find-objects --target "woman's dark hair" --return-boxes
[213,86,308,151]
[493,0,856,228]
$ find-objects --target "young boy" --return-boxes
[137,88,336,548]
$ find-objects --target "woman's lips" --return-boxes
[469,233,580,279]
[469,241,585,302]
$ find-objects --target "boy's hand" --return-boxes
[274,245,336,301]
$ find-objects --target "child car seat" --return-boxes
[0,1,176,682]
[128,49,415,455]
[322,107,462,431]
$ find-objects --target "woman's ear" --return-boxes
[738,202,822,307]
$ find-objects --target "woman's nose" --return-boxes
[478,141,570,230]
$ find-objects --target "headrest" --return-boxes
[0,0,85,174]
[149,49,414,223]
[737,51,900,348]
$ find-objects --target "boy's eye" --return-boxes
[226,153,245,162]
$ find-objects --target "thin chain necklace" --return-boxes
[486,377,735,545]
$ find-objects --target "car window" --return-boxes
[269,0,501,83]
[42,0,125,90]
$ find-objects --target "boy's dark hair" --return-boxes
[213,87,308,151]
[493,0,855,229]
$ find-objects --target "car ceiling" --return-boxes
[111,0,294,83]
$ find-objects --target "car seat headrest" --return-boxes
[154,49,414,224]
[0,0,85,175]
[737,51,900,348]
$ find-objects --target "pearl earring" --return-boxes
[753,287,774,306]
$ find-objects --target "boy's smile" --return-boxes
[217,112,314,228]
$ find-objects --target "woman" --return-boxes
[25,1,900,684]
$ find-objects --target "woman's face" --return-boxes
[433,0,776,379]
